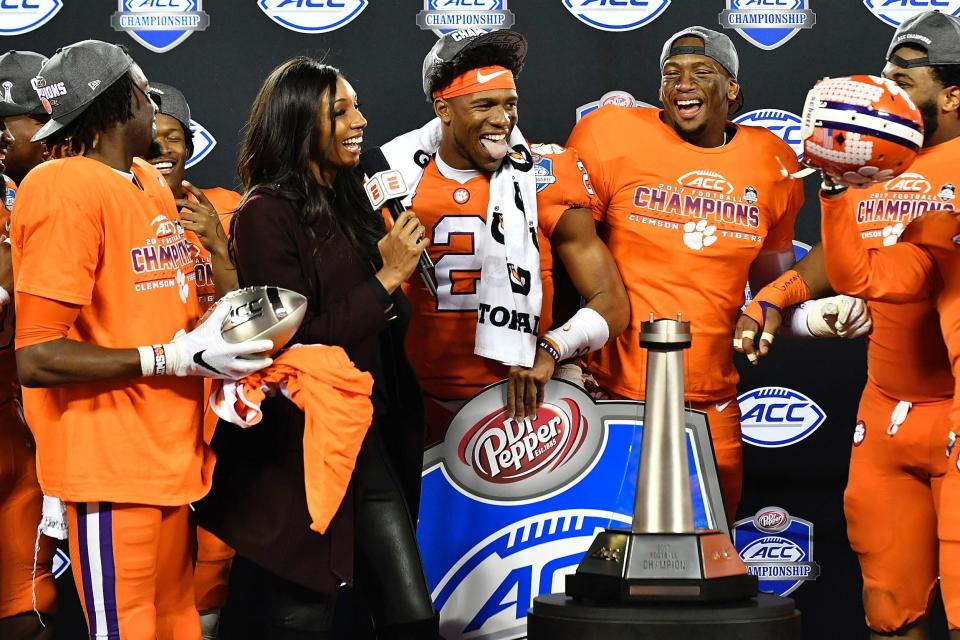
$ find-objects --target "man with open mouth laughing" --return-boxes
[566,26,858,524]
[402,28,628,445]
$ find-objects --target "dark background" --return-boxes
[2,1,947,639]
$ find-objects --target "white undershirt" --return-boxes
[435,150,481,184]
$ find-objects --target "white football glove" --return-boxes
[806,295,872,339]
[156,303,273,379]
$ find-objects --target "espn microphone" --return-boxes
[360,147,438,298]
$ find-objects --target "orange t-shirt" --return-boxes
[821,193,960,429]
[843,139,958,402]
[186,187,241,310]
[567,106,804,402]
[11,156,212,506]
[0,177,16,401]
[405,145,594,400]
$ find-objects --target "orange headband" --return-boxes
[432,65,516,100]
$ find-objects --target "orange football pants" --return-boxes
[194,527,233,612]
[844,382,960,632]
[66,502,199,640]
[0,397,55,619]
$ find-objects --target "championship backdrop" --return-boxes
[1,2,952,639]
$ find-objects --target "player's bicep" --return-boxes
[553,209,624,300]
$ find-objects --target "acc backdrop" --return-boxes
[1,2,943,638]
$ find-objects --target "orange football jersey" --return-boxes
[406,145,594,400]
[822,197,960,433]
[185,186,241,310]
[568,106,804,401]
[11,156,212,506]
[0,177,16,401]
[844,138,958,402]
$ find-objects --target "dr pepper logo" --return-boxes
[438,387,604,501]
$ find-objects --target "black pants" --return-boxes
[219,427,436,639]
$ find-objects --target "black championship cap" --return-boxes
[31,40,137,141]
[422,28,527,97]
[0,51,48,118]
[151,81,190,133]
[886,10,960,68]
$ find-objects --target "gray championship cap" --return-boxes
[151,82,190,132]
[0,51,48,118]
[422,28,527,97]
[660,26,743,114]
[31,40,134,142]
[886,10,960,67]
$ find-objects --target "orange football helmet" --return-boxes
[798,75,923,186]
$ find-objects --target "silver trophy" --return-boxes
[566,315,756,602]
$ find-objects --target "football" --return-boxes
[213,286,308,356]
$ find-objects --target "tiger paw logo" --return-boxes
[853,420,866,446]
[176,268,188,304]
[683,219,717,250]
[882,222,904,246]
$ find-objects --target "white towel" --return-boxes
[381,119,542,366]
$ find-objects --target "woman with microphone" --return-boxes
[195,57,437,639]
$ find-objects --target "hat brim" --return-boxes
[31,107,83,142]
[0,102,24,118]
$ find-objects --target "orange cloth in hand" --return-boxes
[215,345,374,534]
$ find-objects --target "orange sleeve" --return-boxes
[565,115,609,221]
[761,171,804,253]
[536,147,596,237]
[821,191,935,302]
[13,170,102,305]
[14,292,81,349]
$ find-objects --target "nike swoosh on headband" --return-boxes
[193,350,223,375]
[477,69,509,83]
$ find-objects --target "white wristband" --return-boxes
[786,300,814,337]
[540,307,610,363]
[137,343,177,377]
[0,286,10,310]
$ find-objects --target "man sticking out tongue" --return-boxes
[387,28,628,445]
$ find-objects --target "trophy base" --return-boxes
[566,528,757,603]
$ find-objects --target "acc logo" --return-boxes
[562,0,670,32]
[258,0,367,34]
[111,0,210,53]
[884,172,931,194]
[417,0,515,36]
[533,156,556,193]
[719,0,816,50]
[738,386,826,448]
[0,0,61,35]
[864,0,960,27]
[446,398,602,500]
[733,507,820,596]
[679,169,734,195]
[733,109,803,158]
[434,510,630,639]
[184,119,216,169]
[575,90,653,122]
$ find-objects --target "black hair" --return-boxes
[237,56,384,266]
[46,72,135,158]
[425,44,524,101]
[930,64,960,92]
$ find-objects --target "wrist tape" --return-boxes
[538,307,609,363]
